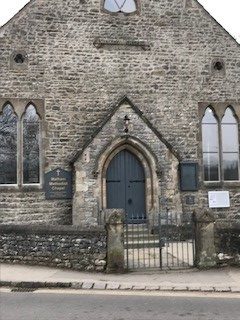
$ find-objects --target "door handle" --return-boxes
[128,198,132,204]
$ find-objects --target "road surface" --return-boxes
[1,289,240,320]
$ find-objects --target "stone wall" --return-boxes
[0,0,239,224]
[215,221,240,266]
[0,225,107,271]
[73,100,182,225]
[0,193,72,225]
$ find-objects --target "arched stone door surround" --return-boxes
[96,136,160,219]
[72,98,182,227]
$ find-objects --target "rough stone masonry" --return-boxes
[0,0,239,267]
[0,225,107,271]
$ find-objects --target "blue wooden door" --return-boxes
[106,150,146,221]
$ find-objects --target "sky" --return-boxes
[0,0,239,43]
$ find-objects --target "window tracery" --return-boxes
[0,102,42,187]
[201,106,239,182]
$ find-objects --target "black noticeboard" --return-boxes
[45,168,73,200]
[179,162,198,192]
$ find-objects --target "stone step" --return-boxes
[124,228,151,234]
[124,223,149,229]
[124,241,163,249]
[124,239,166,249]
[124,231,152,236]
[124,235,159,241]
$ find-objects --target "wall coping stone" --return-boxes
[194,210,215,223]
[215,220,240,230]
[0,224,106,236]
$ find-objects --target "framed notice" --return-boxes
[208,191,230,208]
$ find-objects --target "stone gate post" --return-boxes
[194,210,217,268]
[105,209,125,273]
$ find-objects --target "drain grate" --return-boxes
[11,287,36,292]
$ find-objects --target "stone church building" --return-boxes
[0,0,240,230]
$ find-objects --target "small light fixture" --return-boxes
[124,115,130,133]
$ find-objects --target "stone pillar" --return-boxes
[105,209,125,273]
[194,210,217,268]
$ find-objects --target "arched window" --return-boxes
[221,107,239,181]
[201,105,240,182]
[0,100,42,187]
[0,105,18,184]
[202,108,220,181]
[22,105,40,184]
[104,0,137,13]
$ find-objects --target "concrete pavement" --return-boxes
[1,263,240,293]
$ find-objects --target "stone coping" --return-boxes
[215,220,240,230]
[0,224,106,236]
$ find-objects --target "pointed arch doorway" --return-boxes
[106,149,146,222]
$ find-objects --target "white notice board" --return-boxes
[208,191,230,208]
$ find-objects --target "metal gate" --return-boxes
[124,211,196,270]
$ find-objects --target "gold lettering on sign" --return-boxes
[49,176,68,191]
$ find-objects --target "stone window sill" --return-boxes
[202,181,240,189]
[0,184,43,192]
